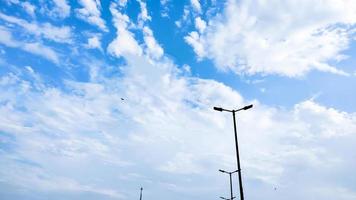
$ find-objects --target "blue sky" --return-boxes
[0,0,356,200]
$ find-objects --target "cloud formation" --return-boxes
[51,0,71,19]
[186,0,356,77]
[0,12,72,44]
[76,0,107,31]
[107,3,142,57]
[0,26,59,63]
[1,35,356,199]
[0,1,356,200]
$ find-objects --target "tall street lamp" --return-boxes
[219,169,239,200]
[214,104,253,200]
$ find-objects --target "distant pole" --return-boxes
[139,187,143,200]
[219,169,238,200]
[229,172,233,200]
[214,104,253,200]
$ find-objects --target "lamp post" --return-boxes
[214,104,253,200]
[219,169,239,200]
[139,187,143,200]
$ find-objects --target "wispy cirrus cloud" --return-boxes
[0,26,59,63]
[0,12,72,44]
[50,0,71,19]
[76,0,107,31]
[4,0,36,17]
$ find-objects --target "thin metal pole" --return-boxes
[139,187,143,200]
[232,111,244,200]
[229,173,233,200]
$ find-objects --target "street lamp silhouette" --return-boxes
[214,104,253,200]
[219,169,239,200]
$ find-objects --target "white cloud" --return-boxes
[160,0,170,18]
[1,51,356,199]
[76,0,107,31]
[184,31,205,58]
[190,0,202,13]
[294,100,356,138]
[0,13,72,44]
[40,23,72,43]
[23,43,59,64]
[3,1,36,17]
[143,26,164,59]
[0,27,18,47]
[1,1,356,198]
[137,0,151,23]
[4,0,19,4]
[21,2,36,17]
[50,0,71,19]
[108,3,163,60]
[160,0,169,5]
[85,34,102,50]
[1,46,356,199]
[0,159,124,198]
[186,0,356,77]
[319,187,356,200]
[159,152,203,174]
[175,6,190,28]
[118,0,128,7]
[0,26,59,63]
[107,4,142,57]
[194,17,206,33]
